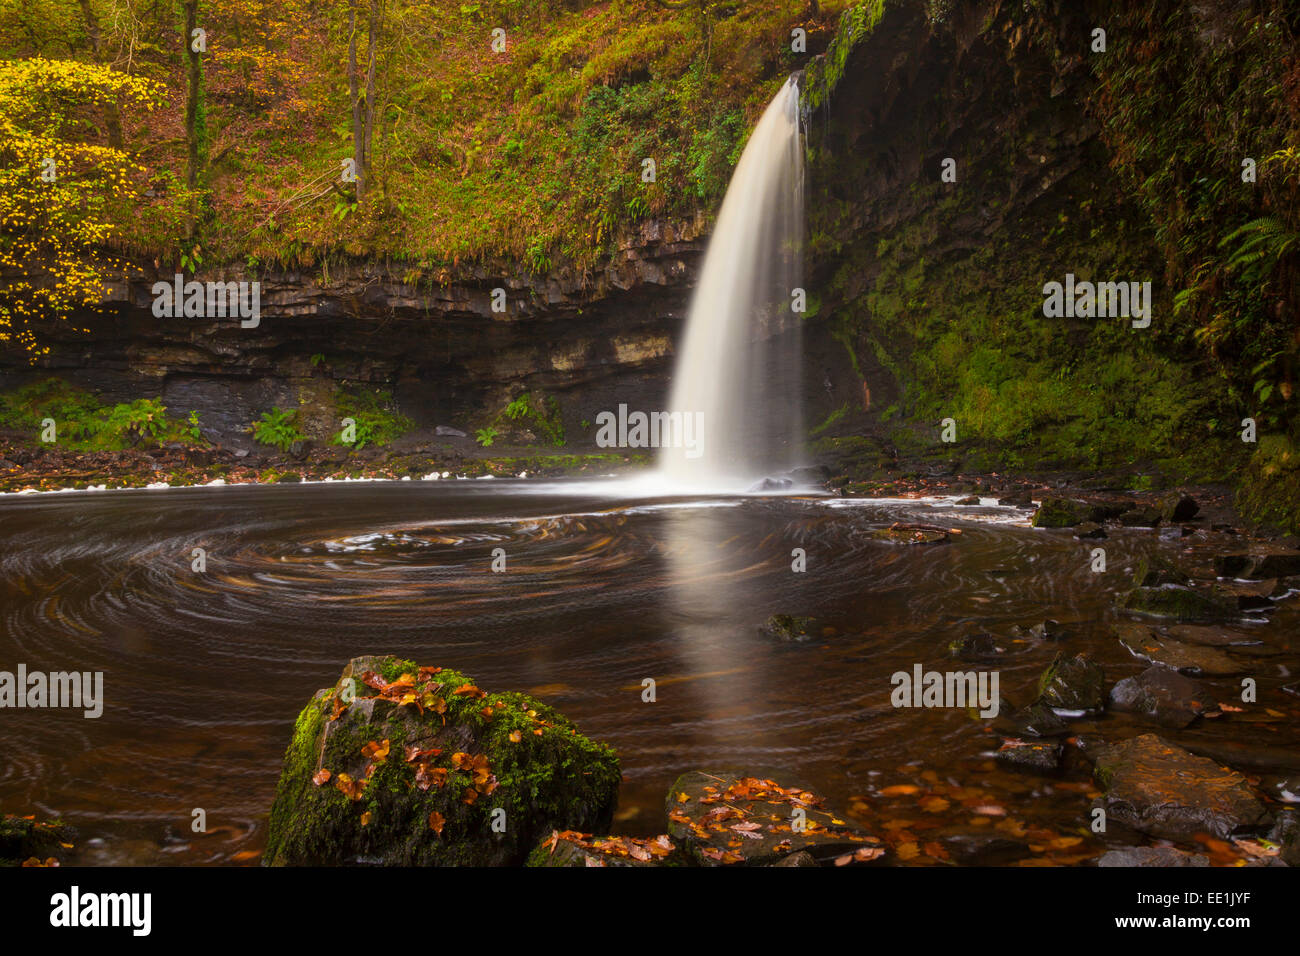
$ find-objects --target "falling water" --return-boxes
[659,75,805,491]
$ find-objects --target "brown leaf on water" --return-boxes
[231,850,261,862]
[1049,836,1083,850]
[896,842,920,860]
[919,796,950,813]
[923,841,950,860]
[970,804,1006,816]
[879,784,920,797]
[311,768,332,786]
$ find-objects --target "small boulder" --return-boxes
[666,772,882,866]
[1091,734,1271,841]
[1036,652,1105,716]
[1108,666,1207,728]
[759,614,820,643]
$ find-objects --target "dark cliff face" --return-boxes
[0,219,708,448]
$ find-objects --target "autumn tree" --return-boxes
[0,58,161,358]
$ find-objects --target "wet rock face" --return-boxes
[665,772,883,866]
[4,221,707,440]
[263,655,620,866]
[1115,623,1244,677]
[1036,652,1106,716]
[1091,734,1272,841]
[1108,666,1207,728]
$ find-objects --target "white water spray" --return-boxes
[658,75,805,492]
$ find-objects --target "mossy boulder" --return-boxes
[264,656,620,866]
[1031,497,1099,528]
[0,814,75,866]
[1121,585,1241,622]
[1035,652,1105,716]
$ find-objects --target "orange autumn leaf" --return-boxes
[360,739,390,762]
[312,768,332,786]
[879,785,920,797]
[231,850,261,862]
[428,811,445,836]
[895,842,920,860]
[508,730,522,743]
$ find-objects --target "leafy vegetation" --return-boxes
[0,378,203,449]
[332,386,412,449]
[252,406,305,452]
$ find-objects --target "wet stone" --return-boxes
[1097,846,1209,867]
[1091,734,1272,841]
[1115,624,1244,677]
[759,614,820,643]
[1000,701,1070,738]
[665,772,882,867]
[1108,666,1207,728]
[937,829,1032,865]
[995,738,1064,773]
[1036,652,1105,716]
[1122,585,1241,623]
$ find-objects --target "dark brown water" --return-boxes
[0,479,1295,864]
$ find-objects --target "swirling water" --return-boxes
[0,480,1294,864]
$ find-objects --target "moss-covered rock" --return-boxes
[264,655,620,866]
[758,614,820,643]
[1035,652,1105,716]
[1121,584,1242,623]
[0,814,75,866]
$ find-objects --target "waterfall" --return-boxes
[658,75,805,492]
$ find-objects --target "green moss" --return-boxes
[1236,434,1300,534]
[264,656,620,867]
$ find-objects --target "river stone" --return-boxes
[1097,846,1210,867]
[435,425,467,438]
[759,614,819,643]
[1132,554,1190,588]
[0,814,75,866]
[995,738,1064,773]
[1121,585,1240,622]
[526,832,675,867]
[1118,506,1163,527]
[1270,810,1300,867]
[665,771,882,866]
[264,655,621,866]
[948,632,1004,661]
[771,849,820,867]
[1074,522,1107,539]
[1031,497,1097,528]
[1215,550,1300,580]
[1090,734,1272,841]
[937,829,1032,865]
[1166,624,1262,647]
[1157,492,1200,522]
[1036,652,1105,715]
[1000,702,1071,738]
[1108,666,1207,728]
[1115,625,1243,676]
